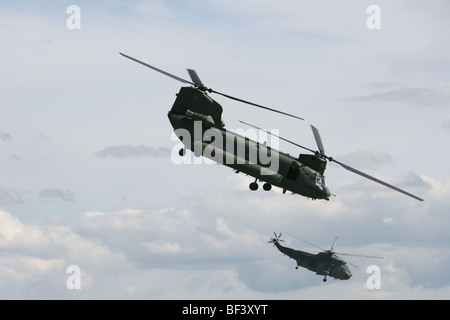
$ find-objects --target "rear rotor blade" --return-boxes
[120,53,305,121]
[214,90,304,121]
[120,53,194,85]
[239,121,316,154]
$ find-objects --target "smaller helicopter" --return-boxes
[268,232,383,282]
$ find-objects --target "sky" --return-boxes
[1,0,450,299]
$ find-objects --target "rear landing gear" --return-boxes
[323,276,327,282]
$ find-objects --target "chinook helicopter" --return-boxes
[268,232,383,282]
[120,53,423,202]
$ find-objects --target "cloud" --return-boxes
[442,119,450,130]
[95,145,172,159]
[1,198,450,299]
[0,131,12,142]
[335,150,392,169]
[0,209,131,298]
[348,87,450,108]
[39,189,75,202]
[0,186,24,205]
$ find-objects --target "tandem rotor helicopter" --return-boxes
[268,232,383,282]
[120,53,423,202]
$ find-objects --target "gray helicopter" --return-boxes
[268,232,383,282]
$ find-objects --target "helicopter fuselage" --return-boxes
[168,87,331,200]
[120,52,424,202]
[273,241,352,281]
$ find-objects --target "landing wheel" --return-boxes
[249,182,259,191]
[295,266,299,270]
[178,148,186,156]
[263,183,272,191]
[323,277,327,282]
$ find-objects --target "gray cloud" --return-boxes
[0,186,24,205]
[442,119,450,130]
[348,87,450,107]
[95,145,172,159]
[0,131,12,142]
[336,150,392,170]
[364,82,403,90]
[39,189,75,202]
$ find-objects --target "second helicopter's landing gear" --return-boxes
[295,266,299,270]
[178,148,186,156]
[249,180,259,191]
[263,183,272,191]
[323,276,327,282]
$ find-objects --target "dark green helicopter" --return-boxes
[268,232,383,282]
[120,53,423,202]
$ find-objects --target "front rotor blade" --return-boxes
[311,125,325,154]
[187,69,204,87]
[120,53,194,85]
[214,90,304,121]
[333,159,424,201]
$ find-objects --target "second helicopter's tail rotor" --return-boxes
[268,232,285,246]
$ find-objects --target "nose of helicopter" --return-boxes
[343,269,352,280]
[323,186,331,200]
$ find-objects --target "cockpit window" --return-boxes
[315,175,324,189]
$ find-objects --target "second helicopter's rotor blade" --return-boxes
[330,236,339,252]
[120,53,194,85]
[334,252,384,259]
[284,232,327,252]
[332,159,424,201]
[239,121,316,153]
[214,90,304,121]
